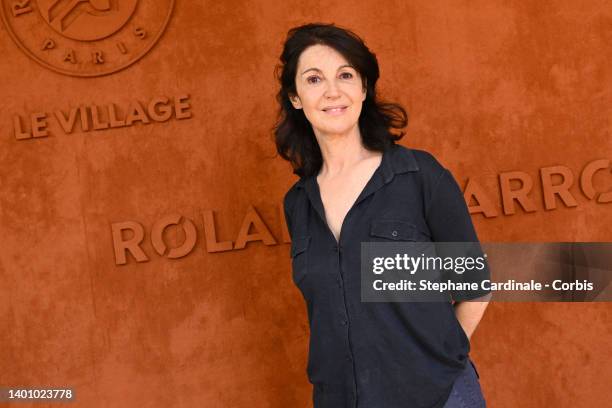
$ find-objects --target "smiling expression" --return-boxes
[291,44,367,138]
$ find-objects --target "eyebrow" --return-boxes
[300,64,354,76]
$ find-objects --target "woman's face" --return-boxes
[291,44,366,138]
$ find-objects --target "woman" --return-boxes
[274,23,491,408]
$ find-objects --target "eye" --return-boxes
[306,76,321,84]
[340,72,353,79]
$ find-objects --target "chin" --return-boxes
[320,124,356,136]
[315,118,359,134]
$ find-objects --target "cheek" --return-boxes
[301,104,320,123]
[299,96,319,116]
[350,101,364,117]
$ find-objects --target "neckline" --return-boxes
[313,151,385,245]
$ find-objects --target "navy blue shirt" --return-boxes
[283,143,491,408]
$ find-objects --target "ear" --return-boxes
[289,94,302,109]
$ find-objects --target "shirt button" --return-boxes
[346,354,353,361]
[391,230,398,237]
[340,319,348,326]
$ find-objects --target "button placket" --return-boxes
[335,240,358,404]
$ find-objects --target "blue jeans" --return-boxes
[442,359,486,407]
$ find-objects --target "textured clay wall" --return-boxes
[1,0,611,407]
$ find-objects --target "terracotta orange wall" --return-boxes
[1,1,610,407]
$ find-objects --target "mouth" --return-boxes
[322,106,348,115]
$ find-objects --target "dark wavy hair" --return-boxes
[273,22,409,179]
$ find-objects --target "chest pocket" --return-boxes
[369,219,419,241]
[290,235,310,286]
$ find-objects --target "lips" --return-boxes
[323,106,348,115]
[323,105,347,111]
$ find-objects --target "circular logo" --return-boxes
[1,0,174,77]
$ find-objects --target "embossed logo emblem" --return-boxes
[1,0,174,76]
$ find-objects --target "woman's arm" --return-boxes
[453,293,492,339]
[423,161,493,336]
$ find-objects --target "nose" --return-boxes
[324,78,341,99]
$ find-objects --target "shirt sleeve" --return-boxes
[425,168,492,301]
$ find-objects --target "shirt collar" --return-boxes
[297,144,420,244]
[295,143,419,190]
